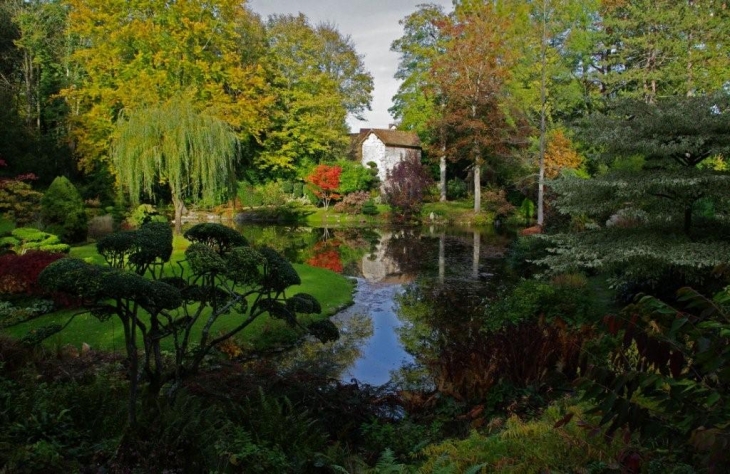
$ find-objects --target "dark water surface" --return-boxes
[236,224,513,387]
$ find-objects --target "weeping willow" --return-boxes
[112,100,238,233]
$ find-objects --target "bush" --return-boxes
[127,204,166,228]
[41,176,87,243]
[0,251,65,297]
[237,181,288,208]
[384,156,433,223]
[333,191,370,214]
[362,199,379,216]
[337,159,376,194]
[4,227,69,254]
[446,178,468,200]
[0,179,42,226]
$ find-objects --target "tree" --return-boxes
[306,164,342,210]
[61,0,269,171]
[536,93,730,295]
[390,4,449,200]
[430,2,528,213]
[39,222,335,426]
[112,99,238,234]
[598,0,730,102]
[257,14,372,176]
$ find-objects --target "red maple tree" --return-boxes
[306,164,342,210]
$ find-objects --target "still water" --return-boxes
[236,224,512,387]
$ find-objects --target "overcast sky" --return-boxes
[248,0,454,132]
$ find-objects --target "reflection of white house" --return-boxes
[350,128,421,182]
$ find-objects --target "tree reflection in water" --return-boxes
[234,224,515,391]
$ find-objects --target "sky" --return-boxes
[248,0,454,133]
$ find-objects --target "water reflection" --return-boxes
[235,224,512,387]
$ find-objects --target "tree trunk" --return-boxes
[537,0,547,227]
[173,195,185,234]
[473,163,481,213]
[439,152,447,202]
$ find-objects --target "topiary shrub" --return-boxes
[6,227,70,254]
[361,199,379,216]
[184,222,248,255]
[41,176,88,243]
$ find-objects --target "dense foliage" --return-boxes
[40,176,87,243]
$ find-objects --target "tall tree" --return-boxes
[112,99,238,234]
[390,3,449,200]
[598,0,730,102]
[61,0,269,172]
[257,14,370,176]
[430,2,527,212]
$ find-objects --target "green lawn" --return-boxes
[2,238,355,353]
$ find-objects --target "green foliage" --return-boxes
[5,227,69,254]
[446,178,468,200]
[184,223,248,256]
[580,286,730,469]
[484,276,597,332]
[237,181,288,207]
[40,177,87,244]
[361,199,379,216]
[127,204,165,228]
[112,99,238,233]
[96,222,172,277]
[337,159,376,194]
[418,403,625,473]
[38,223,331,427]
[0,179,42,227]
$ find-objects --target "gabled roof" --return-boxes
[356,128,421,149]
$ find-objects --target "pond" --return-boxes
[235,223,514,389]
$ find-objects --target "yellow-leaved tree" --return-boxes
[62,0,271,172]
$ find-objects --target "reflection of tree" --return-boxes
[384,229,437,276]
[275,313,374,379]
[307,239,344,273]
[396,280,591,402]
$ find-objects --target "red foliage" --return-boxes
[306,240,343,273]
[384,154,433,222]
[306,164,342,209]
[0,251,65,296]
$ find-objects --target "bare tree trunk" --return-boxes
[173,195,185,234]
[473,162,481,213]
[537,0,547,227]
[439,153,447,202]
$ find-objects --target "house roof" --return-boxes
[356,128,421,149]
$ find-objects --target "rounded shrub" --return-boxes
[41,176,88,243]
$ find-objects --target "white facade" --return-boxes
[360,132,421,182]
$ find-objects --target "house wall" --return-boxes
[360,133,421,182]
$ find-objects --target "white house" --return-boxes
[350,128,421,182]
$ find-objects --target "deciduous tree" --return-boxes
[430,2,528,212]
[306,164,342,210]
[112,99,239,234]
[61,0,269,171]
